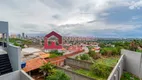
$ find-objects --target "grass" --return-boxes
[74,69,106,80]
[95,56,119,67]
[73,56,120,80]
[121,72,140,80]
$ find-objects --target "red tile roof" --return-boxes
[23,49,84,72]
[23,58,47,72]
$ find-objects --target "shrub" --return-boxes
[92,53,101,60]
[46,70,70,80]
[100,47,121,56]
[50,50,63,56]
[91,62,112,78]
[49,54,60,58]
[121,72,140,80]
[49,50,63,58]
[75,54,90,60]
[75,56,80,60]
[89,51,101,60]
[40,63,55,77]
[80,54,90,60]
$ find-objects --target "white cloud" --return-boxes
[0,0,139,36]
[129,0,142,9]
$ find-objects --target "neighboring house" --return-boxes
[44,31,62,51]
[91,44,100,53]
[0,21,33,80]
[21,47,49,61]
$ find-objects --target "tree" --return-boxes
[130,40,137,51]
[80,54,90,60]
[40,62,55,78]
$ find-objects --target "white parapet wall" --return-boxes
[0,70,33,80]
[121,49,142,79]
[107,54,124,80]
[7,44,21,71]
[108,49,142,80]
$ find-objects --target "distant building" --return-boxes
[44,31,62,51]
[17,34,21,39]
[10,34,17,38]
[22,33,25,38]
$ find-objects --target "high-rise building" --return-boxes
[22,33,25,38]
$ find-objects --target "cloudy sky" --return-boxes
[0,0,142,38]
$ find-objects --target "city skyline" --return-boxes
[0,0,142,38]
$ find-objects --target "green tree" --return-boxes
[40,63,55,78]
[46,70,70,80]
[80,54,90,60]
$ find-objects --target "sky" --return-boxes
[0,0,142,38]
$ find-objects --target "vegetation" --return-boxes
[40,63,55,77]
[49,50,63,58]
[91,62,112,78]
[75,69,105,80]
[46,70,70,80]
[88,50,101,60]
[100,47,121,56]
[75,54,90,60]
[9,38,32,48]
[74,56,119,80]
[95,56,119,67]
[121,72,140,80]
[40,63,70,80]
[99,40,142,55]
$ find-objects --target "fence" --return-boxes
[65,58,93,70]
[57,67,95,80]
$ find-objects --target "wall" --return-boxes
[108,49,142,80]
[107,55,124,80]
[121,49,142,79]
[0,21,8,34]
[57,67,95,80]
[20,70,34,80]
[0,70,33,80]
[0,70,20,80]
[65,58,93,70]
[7,44,21,71]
